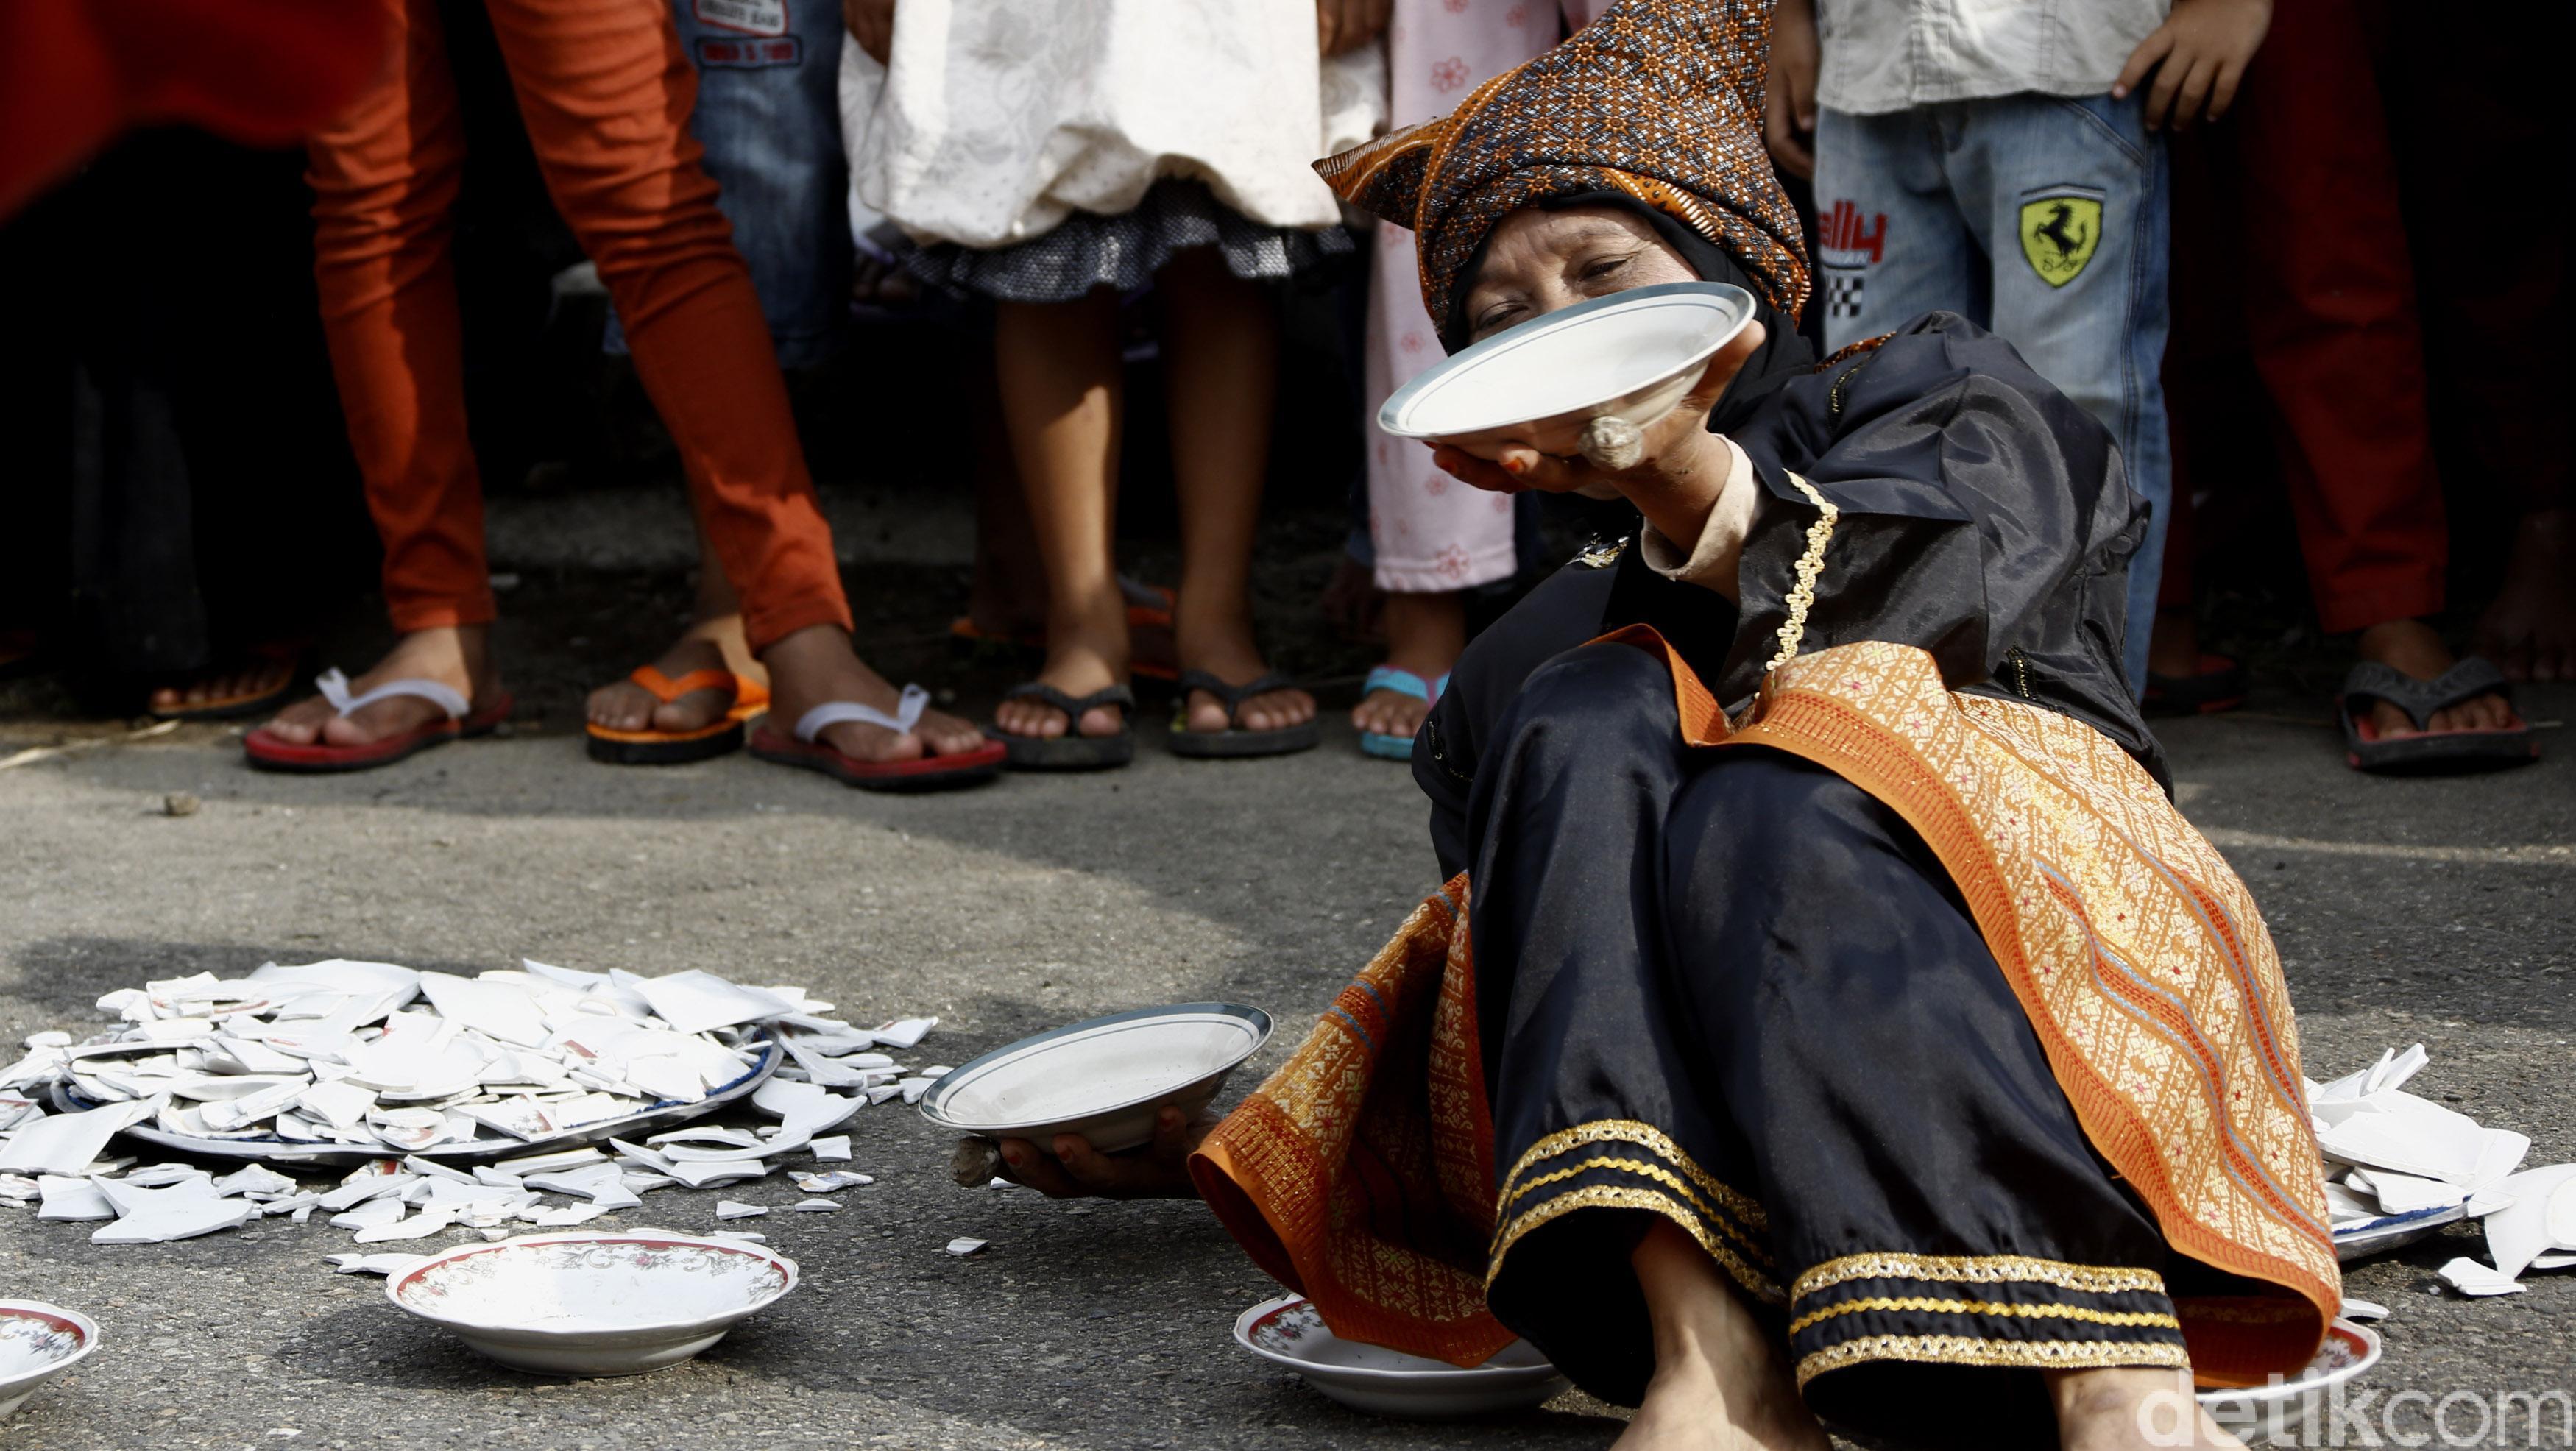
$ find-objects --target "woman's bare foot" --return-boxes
[587,614,764,736]
[1353,589,1464,742]
[149,644,304,717]
[1615,1221,1830,1451]
[2476,508,2576,683]
[2355,618,2518,737]
[760,624,986,762]
[2050,1366,2246,1450]
[258,625,500,746]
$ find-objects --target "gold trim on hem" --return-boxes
[1794,1252,2168,1302]
[1498,1119,1770,1231]
[1788,1296,2184,1338]
[1501,1156,1773,1264]
[1488,1183,1785,1305]
[1795,1333,2191,1389]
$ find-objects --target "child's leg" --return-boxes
[1157,248,1314,734]
[1811,106,1979,351]
[991,287,1131,742]
[1958,93,2170,694]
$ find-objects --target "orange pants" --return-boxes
[305,0,849,650]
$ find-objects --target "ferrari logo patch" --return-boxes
[2018,192,2103,288]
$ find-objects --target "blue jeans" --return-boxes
[1815,93,2169,694]
[606,0,849,367]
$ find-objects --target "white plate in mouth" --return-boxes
[1,1301,101,1422]
[1377,280,1756,456]
[917,1004,1270,1153]
[49,1040,782,1166]
[1232,1295,1568,1419]
[2198,1319,2380,1444]
[387,1232,799,1377]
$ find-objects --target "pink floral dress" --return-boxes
[1363,0,1604,593]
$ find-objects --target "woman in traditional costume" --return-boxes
[993,2,2340,1445]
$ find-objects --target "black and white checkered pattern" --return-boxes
[1823,266,1866,321]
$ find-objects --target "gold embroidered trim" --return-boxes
[1794,1252,2167,1302]
[1501,1156,1772,1264]
[1487,1182,1785,1305]
[1498,1120,1769,1231]
[1764,472,1839,673]
[1795,1333,2191,1389]
[1788,1296,2184,1338]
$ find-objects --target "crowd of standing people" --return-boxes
[4,0,2561,790]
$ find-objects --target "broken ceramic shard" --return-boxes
[2437,1257,2527,1296]
[792,1171,869,1193]
[89,1174,255,1244]
[945,1237,988,1257]
[325,1252,428,1275]
[714,1201,768,1220]
[0,1103,152,1176]
[791,1199,839,1212]
[809,1137,850,1163]
[35,1176,114,1221]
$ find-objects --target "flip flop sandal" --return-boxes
[949,580,1181,682]
[242,668,514,773]
[994,682,1136,770]
[1356,666,1448,761]
[748,684,1006,792]
[586,665,768,766]
[146,642,315,722]
[1168,669,1319,759]
[2338,657,2539,773]
[2143,653,2247,717]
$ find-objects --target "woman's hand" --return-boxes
[1315,0,1392,57]
[1429,319,1766,549]
[991,1104,1211,1200]
[843,0,894,64]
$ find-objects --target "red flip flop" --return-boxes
[243,669,513,773]
[748,685,1005,792]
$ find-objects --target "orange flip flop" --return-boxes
[585,666,769,766]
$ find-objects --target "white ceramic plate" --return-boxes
[1,1301,100,1422]
[918,1004,1270,1153]
[1233,1295,1567,1419]
[1377,280,1756,456]
[2198,1319,2380,1445]
[387,1232,799,1377]
[49,1040,782,1166]
[2332,1202,2468,1262]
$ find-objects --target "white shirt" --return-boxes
[1816,0,2169,116]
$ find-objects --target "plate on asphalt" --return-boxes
[48,1040,782,1166]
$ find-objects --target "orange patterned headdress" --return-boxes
[1315,0,1809,337]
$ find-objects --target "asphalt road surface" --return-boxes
[3,665,2569,1450]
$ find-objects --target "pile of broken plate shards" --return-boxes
[2315,1044,2576,1297]
[0,957,944,1250]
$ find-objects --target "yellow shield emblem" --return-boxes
[2018,194,2103,288]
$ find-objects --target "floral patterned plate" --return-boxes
[1,1301,99,1422]
[2197,1319,2382,1446]
[387,1232,798,1377]
[1231,1295,1566,1419]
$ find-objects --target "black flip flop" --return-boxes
[1167,670,1319,759]
[2143,653,2247,717]
[2338,657,2538,773]
[996,682,1136,770]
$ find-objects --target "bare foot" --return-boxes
[994,603,1130,742]
[2050,1366,2247,1450]
[258,626,499,746]
[2476,508,2576,683]
[760,624,986,762]
[1614,1221,1830,1451]
[587,614,764,735]
[2355,618,2519,738]
[149,645,303,716]
[2147,607,2200,682]
[1353,589,1463,742]
[1176,606,1312,737]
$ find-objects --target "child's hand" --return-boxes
[2112,0,2271,130]
[1763,0,1821,178]
[1316,0,1391,57]
[843,0,894,64]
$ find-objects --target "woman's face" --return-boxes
[1457,205,1700,344]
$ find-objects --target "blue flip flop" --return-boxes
[1358,666,1448,761]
